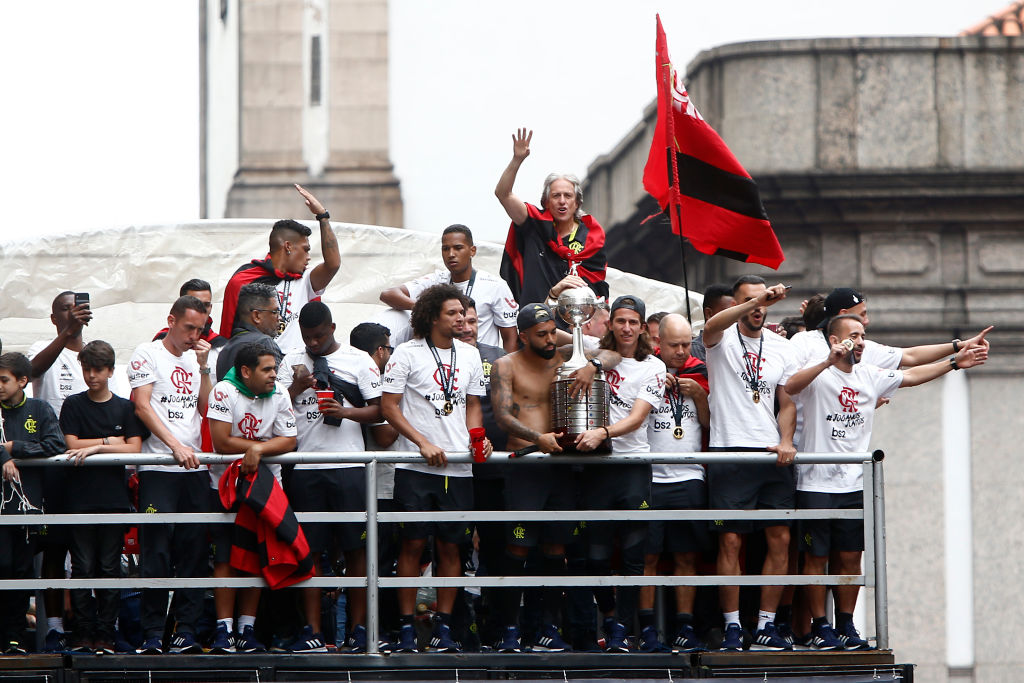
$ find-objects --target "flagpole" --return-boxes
[661,41,693,325]
[674,206,693,324]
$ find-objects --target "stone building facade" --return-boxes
[199,0,402,225]
[585,35,1024,682]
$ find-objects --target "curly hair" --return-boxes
[410,284,467,339]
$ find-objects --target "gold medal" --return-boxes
[443,400,453,415]
[673,426,684,439]
[752,390,760,404]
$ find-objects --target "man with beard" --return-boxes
[702,276,798,652]
[784,315,988,650]
[381,284,491,653]
[636,314,711,653]
[489,303,620,653]
[128,296,214,654]
[575,296,666,652]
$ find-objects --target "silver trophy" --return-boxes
[550,286,610,452]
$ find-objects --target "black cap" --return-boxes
[610,295,646,321]
[517,303,554,331]
[823,288,865,318]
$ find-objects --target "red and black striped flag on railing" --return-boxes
[642,15,784,270]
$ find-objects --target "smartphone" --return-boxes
[74,292,90,308]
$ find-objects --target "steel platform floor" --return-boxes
[0,650,910,682]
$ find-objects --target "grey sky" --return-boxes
[0,1,993,245]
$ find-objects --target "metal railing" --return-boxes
[4,450,887,654]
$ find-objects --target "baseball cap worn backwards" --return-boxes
[610,295,646,321]
[517,303,554,331]
[823,288,864,318]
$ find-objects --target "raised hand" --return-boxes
[512,128,532,161]
[294,183,326,216]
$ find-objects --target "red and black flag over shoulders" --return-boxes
[500,203,609,305]
[219,256,304,339]
[642,15,784,270]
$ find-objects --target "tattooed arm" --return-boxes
[491,356,562,454]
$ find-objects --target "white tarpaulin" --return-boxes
[0,220,702,361]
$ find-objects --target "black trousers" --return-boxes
[0,524,36,644]
[138,471,210,638]
[70,522,124,641]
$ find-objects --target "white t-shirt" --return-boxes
[128,340,206,473]
[647,370,704,483]
[277,345,383,470]
[788,330,901,449]
[27,342,87,416]
[706,323,799,448]
[206,380,297,487]
[604,355,665,454]
[404,269,518,348]
[275,270,326,354]
[797,363,902,492]
[382,337,485,478]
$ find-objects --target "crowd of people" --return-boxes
[0,133,993,657]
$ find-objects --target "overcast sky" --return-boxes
[0,0,994,245]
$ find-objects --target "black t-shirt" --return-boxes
[59,392,144,513]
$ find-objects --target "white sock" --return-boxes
[47,617,63,633]
[723,611,740,628]
[237,615,256,631]
[218,617,234,634]
[757,610,775,632]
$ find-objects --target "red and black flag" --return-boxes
[642,15,784,270]
[500,203,609,305]
[219,256,304,339]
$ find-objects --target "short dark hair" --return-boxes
[779,316,805,339]
[234,341,276,374]
[731,275,766,295]
[464,297,477,312]
[0,352,32,380]
[79,340,116,371]
[802,294,827,330]
[827,313,864,339]
[442,224,473,245]
[169,295,209,319]
[179,279,212,296]
[52,290,75,314]
[646,311,668,325]
[269,219,312,252]
[298,301,333,329]
[410,284,465,339]
[350,322,391,355]
[237,283,277,318]
[702,284,733,311]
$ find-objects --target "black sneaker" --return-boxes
[671,624,705,653]
[168,631,203,654]
[750,622,793,651]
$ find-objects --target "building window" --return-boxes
[310,35,322,106]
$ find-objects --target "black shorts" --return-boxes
[579,463,652,512]
[797,490,865,555]
[645,480,711,555]
[288,468,367,553]
[707,448,795,534]
[209,488,233,564]
[504,464,576,548]
[393,469,473,545]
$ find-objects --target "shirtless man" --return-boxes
[488,303,620,653]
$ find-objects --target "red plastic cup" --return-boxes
[469,427,487,463]
[316,389,334,409]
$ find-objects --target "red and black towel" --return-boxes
[218,460,313,590]
[219,256,304,339]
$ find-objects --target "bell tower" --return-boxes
[199,0,403,225]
